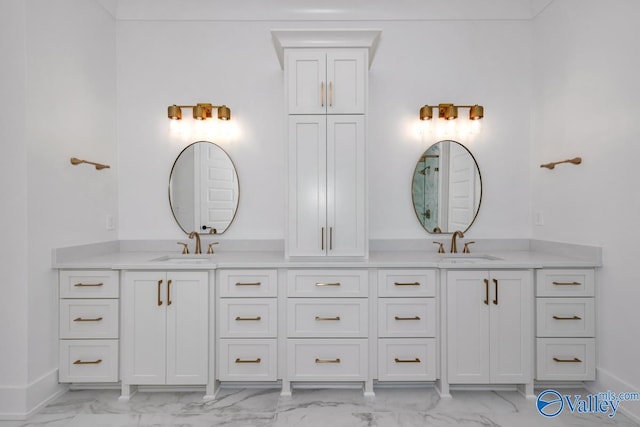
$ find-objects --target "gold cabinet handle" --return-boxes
[394,282,420,286]
[235,358,261,364]
[394,316,421,321]
[235,282,262,286]
[167,279,172,306]
[73,317,103,322]
[315,358,340,364]
[235,316,262,321]
[394,358,421,363]
[553,357,582,363]
[74,282,103,287]
[483,279,489,305]
[315,282,341,287]
[320,81,325,107]
[552,315,582,320]
[493,278,499,305]
[552,281,582,286]
[329,227,333,251]
[321,227,325,251]
[157,280,163,306]
[73,359,102,365]
[329,81,333,106]
[315,316,341,321]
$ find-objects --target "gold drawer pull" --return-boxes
[315,358,340,364]
[553,357,582,363]
[74,282,104,287]
[235,358,261,364]
[394,316,421,321]
[235,316,262,321]
[73,359,102,365]
[394,358,421,363]
[315,282,341,287]
[315,316,341,321]
[394,282,420,286]
[73,317,103,322]
[552,281,582,286]
[552,315,582,320]
[235,282,262,286]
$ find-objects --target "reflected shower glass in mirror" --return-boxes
[411,140,482,234]
[169,141,239,234]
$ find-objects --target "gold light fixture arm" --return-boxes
[540,157,582,170]
[70,157,110,170]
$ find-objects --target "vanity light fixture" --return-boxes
[419,104,484,122]
[167,103,231,121]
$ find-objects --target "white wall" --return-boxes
[0,0,118,417]
[531,0,640,420]
[117,19,532,241]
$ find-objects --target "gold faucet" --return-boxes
[188,231,202,254]
[450,230,464,253]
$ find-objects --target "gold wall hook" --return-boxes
[70,157,110,170]
[540,157,582,170]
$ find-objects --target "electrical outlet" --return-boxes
[106,214,116,231]
[535,211,545,226]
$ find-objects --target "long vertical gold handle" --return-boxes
[321,227,325,251]
[329,227,333,250]
[483,279,489,305]
[157,280,163,306]
[320,81,324,107]
[329,81,333,106]
[167,279,172,306]
[493,279,498,305]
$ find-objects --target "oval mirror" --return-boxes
[169,141,239,234]
[411,140,482,234]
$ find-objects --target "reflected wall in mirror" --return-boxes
[169,141,239,234]
[412,140,482,234]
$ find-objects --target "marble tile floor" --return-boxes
[1,386,639,427]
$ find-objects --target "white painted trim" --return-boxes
[586,367,640,424]
[0,369,66,421]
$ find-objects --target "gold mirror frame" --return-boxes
[169,141,239,234]
[411,140,482,234]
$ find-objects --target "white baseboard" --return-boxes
[586,368,640,424]
[0,369,66,420]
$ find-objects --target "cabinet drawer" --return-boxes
[536,269,594,297]
[378,338,437,381]
[59,270,119,298]
[287,299,368,337]
[536,298,595,337]
[536,338,595,381]
[218,270,277,297]
[378,270,436,297]
[59,339,118,383]
[378,298,436,338]
[287,339,367,381]
[60,299,119,339]
[218,339,277,381]
[219,299,277,338]
[287,270,368,297]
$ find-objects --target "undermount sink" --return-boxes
[439,254,502,263]
[151,255,216,264]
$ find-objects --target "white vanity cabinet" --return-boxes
[535,269,596,381]
[217,269,278,381]
[445,270,533,385]
[122,271,208,386]
[58,270,119,383]
[286,49,366,115]
[377,269,438,382]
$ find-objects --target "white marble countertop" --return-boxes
[51,239,602,270]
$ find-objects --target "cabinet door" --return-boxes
[122,272,167,385]
[286,50,326,115]
[488,270,532,383]
[165,272,209,384]
[288,115,327,256]
[326,115,366,257]
[326,50,366,114]
[446,271,490,383]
